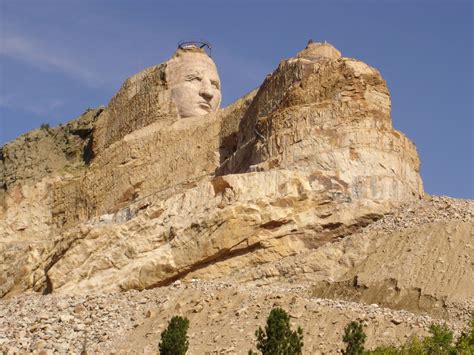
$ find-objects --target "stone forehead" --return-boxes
[166,50,220,85]
[168,50,217,71]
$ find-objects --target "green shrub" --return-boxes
[401,336,424,355]
[348,315,473,355]
[422,323,455,354]
[250,307,304,355]
[40,123,50,130]
[342,321,366,355]
[455,317,474,354]
[159,315,189,355]
[366,335,425,355]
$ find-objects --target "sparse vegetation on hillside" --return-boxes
[249,307,304,355]
[344,315,474,355]
[422,323,455,354]
[40,123,50,130]
[455,317,474,354]
[158,315,189,355]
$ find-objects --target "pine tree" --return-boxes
[342,321,366,355]
[250,307,304,355]
[159,315,189,355]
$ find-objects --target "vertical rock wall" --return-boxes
[220,44,423,202]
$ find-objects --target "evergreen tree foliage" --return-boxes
[342,321,366,355]
[159,315,190,355]
[250,307,304,355]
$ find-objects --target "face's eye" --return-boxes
[211,80,220,89]
[185,75,202,82]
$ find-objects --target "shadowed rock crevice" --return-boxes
[146,241,264,289]
[42,272,53,295]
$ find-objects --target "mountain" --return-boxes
[0,42,471,353]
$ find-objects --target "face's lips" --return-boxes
[198,102,211,111]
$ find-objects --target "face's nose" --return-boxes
[199,80,214,102]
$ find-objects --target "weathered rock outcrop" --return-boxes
[1,41,473,354]
[211,196,473,319]
[92,64,171,153]
[221,43,422,203]
[1,42,470,319]
[0,108,100,192]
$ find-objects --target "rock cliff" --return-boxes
[0,42,472,353]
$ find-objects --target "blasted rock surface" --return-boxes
[1,43,469,313]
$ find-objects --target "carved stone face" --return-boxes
[167,51,221,118]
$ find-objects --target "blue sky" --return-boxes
[0,0,472,198]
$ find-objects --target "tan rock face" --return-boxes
[51,49,223,227]
[52,113,222,228]
[0,108,100,192]
[167,47,221,118]
[221,44,423,203]
[297,41,342,60]
[3,42,465,311]
[93,47,221,153]
[42,170,393,295]
[92,64,171,153]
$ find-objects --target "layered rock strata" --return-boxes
[221,43,422,203]
[0,42,457,302]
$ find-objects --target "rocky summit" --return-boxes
[0,42,472,354]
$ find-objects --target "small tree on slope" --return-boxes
[342,321,366,355]
[250,307,304,355]
[159,315,189,355]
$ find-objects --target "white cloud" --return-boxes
[0,33,102,87]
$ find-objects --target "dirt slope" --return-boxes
[1,281,469,354]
